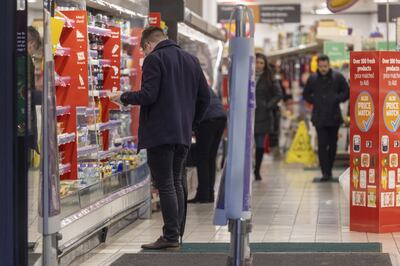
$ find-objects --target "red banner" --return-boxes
[55,10,89,180]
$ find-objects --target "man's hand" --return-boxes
[109,91,123,105]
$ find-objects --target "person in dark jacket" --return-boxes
[303,54,349,181]
[188,88,226,203]
[27,26,42,154]
[254,53,283,181]
[117,27,210,249]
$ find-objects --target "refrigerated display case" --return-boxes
[37,0,151,264]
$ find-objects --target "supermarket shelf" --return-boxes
[55,75,71,87]
[59,163,72,176]
[77,145,99,158]
[58,133,76,146]
[108,119,123,129]
[90,59,99,66]
[267,42,322,60]
[98,146,122,160]
[122,34,139,46]
[55,46,71,57]
[87,120,122,132]
[89,90,120,98]
[56,16,76,29]
[88,25,112,37]
[114,136,133,144]
[56,106,71,116]
[316,35,361,45]
[99,59,112,68]
[89,49,98,58]
[121,68,137,76]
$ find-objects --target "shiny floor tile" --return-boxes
[82,160,400,265]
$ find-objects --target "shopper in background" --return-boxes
[116,26,210,249]
[268,63,284,160]
[188,88,226,204]
[27,26,42,154]
[254,53,283,181]
[303,54,349,182]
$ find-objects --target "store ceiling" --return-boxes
[217,0,395,13]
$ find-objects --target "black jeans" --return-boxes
[147,144,189,242]
[316,126,340,177]
[195,118,226,201]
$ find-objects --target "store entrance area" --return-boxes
[79,159,399,266]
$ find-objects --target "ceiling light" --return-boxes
[28,0,37,3]
[374,0,399,3]
[312,2,333,15]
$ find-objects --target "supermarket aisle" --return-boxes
[81,158,400,266]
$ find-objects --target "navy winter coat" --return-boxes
[202,89,226,121]
[120,39,210,149]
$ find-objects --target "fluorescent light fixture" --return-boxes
[374,0,399,3]
[28,0,37,3]
[314,2,333,15]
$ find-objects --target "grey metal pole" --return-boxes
[387,0,390,50]
[228,6,254,266]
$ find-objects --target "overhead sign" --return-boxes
[259,5,300,24]
[217,4,300,24]
[327,0,359,13]
[378,4,400,23]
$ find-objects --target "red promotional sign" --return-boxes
[103,26,121,92]
[55,10,89,180]
[350,51,400,233]
[148,12,161,27]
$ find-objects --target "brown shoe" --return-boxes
[141,236,180,250]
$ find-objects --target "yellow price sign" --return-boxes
[327,0,359,13]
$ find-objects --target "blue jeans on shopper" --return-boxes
[147,144,189,242]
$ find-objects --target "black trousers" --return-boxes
[269,107,281,148]
[147,144,189,242]
[195,118,226,201]
[316,126,340,177]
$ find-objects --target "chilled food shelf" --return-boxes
[88,25,112,37]
[120,68,137,76]
[59,163,72,176]
[77,145,99,158]
[58,132,76,146]
[55,16,76,29]
[89,90,120,98]
[98,146,122,160]
[114,136,133,144]
[89,49,98,58]
[55,46,72,57]
[55,75,71,87]
[99,59,112,68]
[87,120,122,132]
[56,106,71,116]
[121,34,139,46]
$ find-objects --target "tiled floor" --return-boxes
[78,158,400,265]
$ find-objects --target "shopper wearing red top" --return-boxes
[115,26,210,249]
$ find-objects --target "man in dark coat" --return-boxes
[303,55,349,181]
[117,27,210,249]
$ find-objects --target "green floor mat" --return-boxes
[141,242,382,253]
[113,252,391,266]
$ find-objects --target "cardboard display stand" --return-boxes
[350,51,400,233]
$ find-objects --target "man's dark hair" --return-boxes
[28,26,41,50]
[140,26,166,49]
[317,54,330,63]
